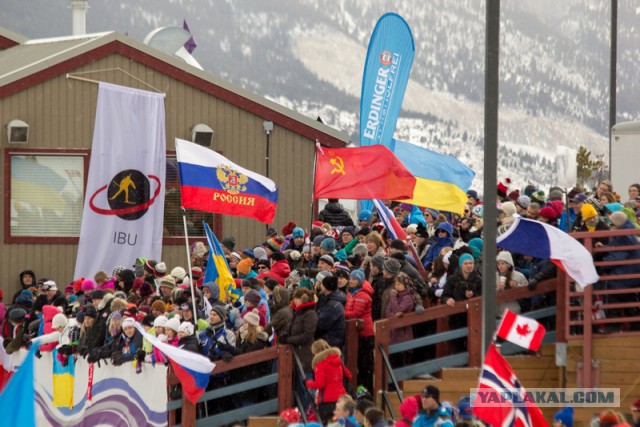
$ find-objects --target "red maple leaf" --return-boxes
[515,323,532,337]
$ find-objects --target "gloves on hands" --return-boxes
[221,352,234,362]
[527,279,538,291]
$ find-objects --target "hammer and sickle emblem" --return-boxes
[329,155,345,175]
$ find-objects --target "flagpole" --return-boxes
[181,208,198,324]
[310,141,321,230]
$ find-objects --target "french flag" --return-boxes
[135,324,215,404]
[497,217,598,289]
[175,138,278,224]
[373,199,407,240]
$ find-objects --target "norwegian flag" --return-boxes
[473,344,549,427]
[496,310,546,351]
[372,199,407,240]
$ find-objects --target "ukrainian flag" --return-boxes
[52,346,75,408]
[203,222,238,303]
[391,139,475,214]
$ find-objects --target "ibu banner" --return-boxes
[359,12,414,147]
[74,83,166,279]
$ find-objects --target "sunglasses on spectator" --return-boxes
[258,266,267,270]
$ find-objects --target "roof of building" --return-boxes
[0,27,28,49]
[0,29,349,147]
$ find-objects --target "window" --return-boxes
[6,151,220,243]
[163,155,219,239]
[8,151,87,240]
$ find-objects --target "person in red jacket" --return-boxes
[305,339,352,424]
[344,268,374,392]
[258,252,291,285]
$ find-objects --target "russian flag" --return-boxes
[175,138,278,224]
[497,217,599,289]
[373,199,407,241]
[135,323,215,404]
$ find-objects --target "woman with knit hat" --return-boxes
[441,253,482,352]
[344,268,374,392]
[496,250,528,315]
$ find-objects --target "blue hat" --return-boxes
[467,189,479,200]
[554,407,574,427]
[321,237,336,252]
[459,253,474,267]
[242,249,255,259]
[358,210,371,221]
[292,227,305,239]
[457,396,475,420]
[349,269,365,285]
[604,202,623,213]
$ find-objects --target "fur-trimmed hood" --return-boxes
[97,293,114,311]
[272,285,291,311]
[311,346,342,369]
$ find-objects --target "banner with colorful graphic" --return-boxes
[0,349,167,426]
[359,13,414,148]
[74,83,166,279]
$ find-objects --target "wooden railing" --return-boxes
[373,280,558,395]
[168,344,292,426]
[564,228,640,388]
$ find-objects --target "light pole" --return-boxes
[263,121,274,230]
[609,0,618,177]
[482,0,500,357]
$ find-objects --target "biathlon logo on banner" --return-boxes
[74,83,166,279]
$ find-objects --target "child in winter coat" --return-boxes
[386,273,417,361]
[305,339,352,425]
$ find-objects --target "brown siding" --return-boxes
[1,53,317,295]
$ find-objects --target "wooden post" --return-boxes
[373,319,390,402]
[556,269,568,342]
[180,394,196,427]
[467,299,483,367]
[278,345,293,412]
[582,284,593,388]
[345,319,359,389]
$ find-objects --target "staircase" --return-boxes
[389,344,560,422]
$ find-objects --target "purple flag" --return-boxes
[183,20,197,54]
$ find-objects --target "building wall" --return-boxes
[0,53,317,294]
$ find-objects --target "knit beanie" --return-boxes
[267,237,284,252]
[81,279,96,291]
[553,407,574,427]
[170,266,187,281]
[292,227,305,239]
[383,258,402,275]
[581,203,598,220]
[321,237,336,252]
[244,309,261,327]
[244,289,261,306]
[349,269,365,285]
[221,237,236,251]
[237,258,254,276]
[459,253,474,267]
[496,251,514,267]
[319,254,335,267]
[516,195,531,209]
[371,254,386,269]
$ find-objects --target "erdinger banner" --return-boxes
[359,13,414,147]
[74,83,166,279]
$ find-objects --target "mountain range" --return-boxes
[3,0,640,192]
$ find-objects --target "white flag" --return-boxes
[74,83,166,279]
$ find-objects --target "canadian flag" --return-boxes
[496,310,546,351]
